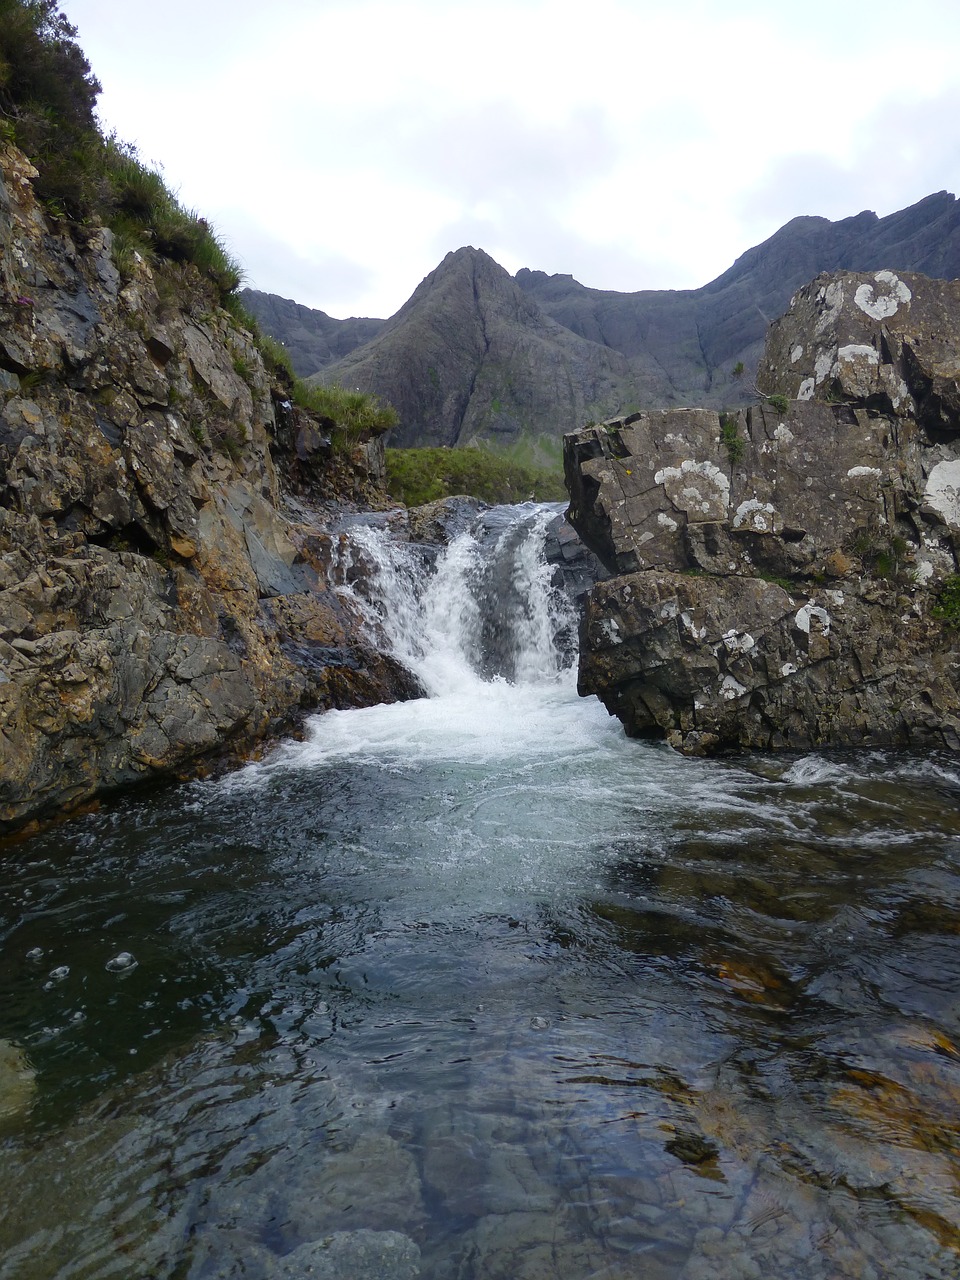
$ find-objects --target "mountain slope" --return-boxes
[238,290,384,377]
[313,248,663,448]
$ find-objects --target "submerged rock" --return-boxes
[566,270,960,754]
[0,1039,35,1123]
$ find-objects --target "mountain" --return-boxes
[238,290,384,376]
[242,192,960,449]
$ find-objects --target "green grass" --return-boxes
[385,446,566,507]
[719,412,745,463]
[0,4,244,301]
[293,381,398,447]
[932,575,960,625]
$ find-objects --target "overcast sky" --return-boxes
[62,0,960,319]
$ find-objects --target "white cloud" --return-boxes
[62,0,960,316]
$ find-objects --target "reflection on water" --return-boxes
[1,508,959,1278]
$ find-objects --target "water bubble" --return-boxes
[25,947,43,960]
[48,966,69,982]
[105,952,137,973]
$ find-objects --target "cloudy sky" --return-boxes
[63,0,960,319]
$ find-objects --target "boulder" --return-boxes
[566,270,960,754]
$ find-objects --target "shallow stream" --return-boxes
[1,505,959,1279]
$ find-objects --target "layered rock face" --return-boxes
[565,270,960,754]
[0,141,417,834]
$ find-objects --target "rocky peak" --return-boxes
[319,246,637,449]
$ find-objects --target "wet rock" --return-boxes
[566,271,960,754]
[405,494,487,544]
[285,1131,425,1240]
[0,137,419,833]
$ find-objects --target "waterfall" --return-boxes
[333,503,578,698]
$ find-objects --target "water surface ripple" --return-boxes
[1,508,959,1279]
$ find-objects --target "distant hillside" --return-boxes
[244,191,960,449]
[238,290,384,378]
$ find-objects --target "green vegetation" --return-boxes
[732,361,745,379]
[852,529,911,580]
[766,393,790,415]
[932,575,960,625]
[385,447,566,507]
[0,1,241,300]
[0,1,402,459]
[293,381,397,447]
[719,412,745,463]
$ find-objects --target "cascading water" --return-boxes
[332,502,577,694]
[1,504,960,1279]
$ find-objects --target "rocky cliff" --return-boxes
[565,270,960,755]
[244,193,960,451]
[0,140,419,835]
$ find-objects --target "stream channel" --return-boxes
[1,503,959,1279]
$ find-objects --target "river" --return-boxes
[1,504,959,1279]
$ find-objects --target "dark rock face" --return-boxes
[248,193,960,449]
[0,141,418,835]
[238,289,384,378]
[566,270,960,755]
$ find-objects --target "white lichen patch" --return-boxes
[795,603,831,635]
[720,675,747,701]
[659,599,679,620]
[846,466,882,479]
[798,378,815,401]
[733,498,778,533]
[790,345,804,364]
[854,271,912,321]
[824,590,845,608]
[680,611,707,641]
[838,343,879,366]
[722,629,755,655]
[814,349,836,385]
[599,618,623,646]
[914,560,935,585]
[657,512,679,532]
[780,662,798,677]
[924,460,960,528]
[653,459,730,521]
[773,423,794,445]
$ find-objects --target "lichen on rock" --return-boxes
[566,270,960,755]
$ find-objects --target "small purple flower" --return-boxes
[14,295,34,307]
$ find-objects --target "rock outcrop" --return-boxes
[0,140,418,835]
[566,270,960,755]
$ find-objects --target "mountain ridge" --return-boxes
[240,191,960,449]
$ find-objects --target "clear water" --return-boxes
[1,506,959,1279]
